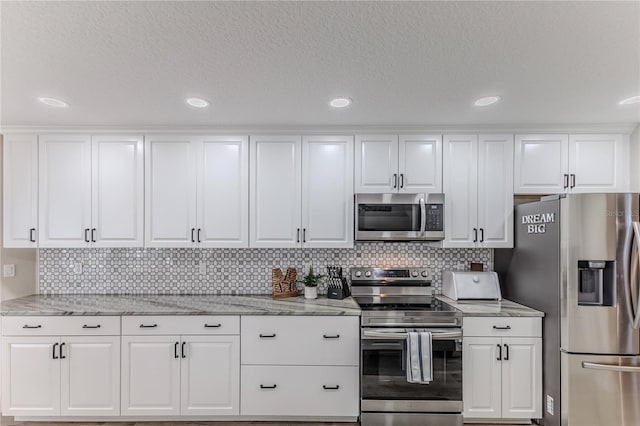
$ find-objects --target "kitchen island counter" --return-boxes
[0,293,361,316]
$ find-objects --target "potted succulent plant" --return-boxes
[299,266,325,300]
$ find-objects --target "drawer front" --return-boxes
[463,317,541,337]
[2,316,120,336]
[240,365,359,417]
[241,316,359,366]
[121,315,239,335]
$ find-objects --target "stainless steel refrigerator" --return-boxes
[495,193,640,426]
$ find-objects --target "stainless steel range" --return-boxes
[351,267,463,426]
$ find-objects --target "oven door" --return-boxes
[361,328,463,414]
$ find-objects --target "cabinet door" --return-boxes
[501,338,542,419]
[478,135,514,248]
[250,135,302,248]
[398,134,442,193]
[463,337,502,419]
[196,136,249,248]
[38,134,92,247]
[1,337,61,416]
[121,335,181,416]
[60,336,120,416]
[180,335,240,416]
[355,135,398,192]
[3,134,38,247]
[145,136,197,247]
[92,135,144,247]
[443,135,478,248]
[569,134,624,192]
[514,134,568,194]
[301,135,354,248]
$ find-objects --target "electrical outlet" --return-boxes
[73,263,83,274]
[3,264,15,277]
[198,261,207,275]
[546,395,554,415]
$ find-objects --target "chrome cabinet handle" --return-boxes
[582,361,640,372]
[503,344,509,361]
[23,324,42,329]
[563,174,569,189]
[323,334,340,339]
[392,173,398,189]
[140,324,158,328]
[84,228,90,243]
[260,384,277,389]
[400,173,404,189]
[259,333,276,338]
[323,385,340,390]
[174,341,179,358]
[91,228,96,243]
[493,325,511,330]
[570,174,576,188]
[52,342,59,359]
[204,323,222,328]
[59,342,66,359]
[82,324,101,329]
[497,344,502,361]
[29,228,36,242]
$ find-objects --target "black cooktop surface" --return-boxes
[356,298,457,312]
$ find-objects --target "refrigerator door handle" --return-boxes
[631,222,640,329]
[582,361,640,373]
[623,224,637,326]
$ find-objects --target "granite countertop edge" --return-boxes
[437,295,544,317]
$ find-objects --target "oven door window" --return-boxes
[358,204,421,232]
[361,337,462,401]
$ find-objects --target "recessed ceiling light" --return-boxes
[185,97,210,108]
[618,96,640,105]
[474,96,501,107]
[37,97,68,108]
[329,97,352,108]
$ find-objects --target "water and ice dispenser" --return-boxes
[578,260,615,306]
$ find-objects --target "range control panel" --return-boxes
[350,267,430,284]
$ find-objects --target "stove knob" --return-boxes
[364,271,372,278]
[421,271,428,277]
[411,271,419,277]
[355,271,362,278]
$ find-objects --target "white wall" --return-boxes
[0,135,37,301]
[631,124,640,192]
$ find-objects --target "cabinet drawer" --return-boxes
[121,315,239,335]
[241,316,359,366]
[463,317,541,337]
[2,316,120,336]
[240,365,359,417]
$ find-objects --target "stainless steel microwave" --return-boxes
[355,193,445,241]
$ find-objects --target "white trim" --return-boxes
[15,415,359,422]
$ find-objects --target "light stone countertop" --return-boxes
[0,294,362,316]
[437,295,544,317]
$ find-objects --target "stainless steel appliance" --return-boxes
[355,193,444,241]
[351,267,462,426]
[442,271,502,301]
[495,193,640,426]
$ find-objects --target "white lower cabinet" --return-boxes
[1,317,121,417]
[241,365,359,417]
[120,316,240,416]
[463,317,542,421]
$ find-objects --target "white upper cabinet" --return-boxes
[145,136,198,248]
[250,136,302,248]
[398,135,442,193]
[514,133,626,194]
[568,134,625,192]
[444,134,513,248]
[3,134,38,247]
[196,136,249,248]
[301,136,354,248]
[91,135,144,247]
[251,135,353,249]
[355,134,442,193]
[38,135,92,248]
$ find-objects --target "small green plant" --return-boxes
[299,266,325,287]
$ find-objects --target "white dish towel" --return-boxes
[406,331,433,384]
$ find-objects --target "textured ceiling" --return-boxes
[1,1,639,127]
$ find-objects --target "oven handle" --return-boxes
[365,321,461,328]
[362,330,462,340]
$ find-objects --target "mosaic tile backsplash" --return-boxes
[38,243,492,295]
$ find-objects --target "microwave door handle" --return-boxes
[631,222,640,329]
[419,198,426,233]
